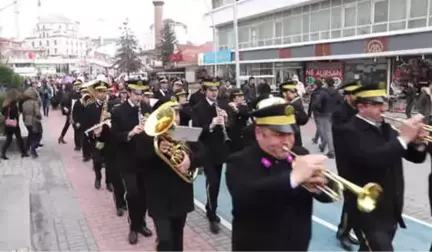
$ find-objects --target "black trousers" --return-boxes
[337,199,353,236]
[1,127,26,155]
[60,115,70,138]
[72,125,83,149]
[154,215,187,251]
[106,153,125,209]
[25,125,42,153]
[204,163,223,220]
[123,172,148,231]
[92,147,110,184]
[82,135,92,159]
[353,226,396,251]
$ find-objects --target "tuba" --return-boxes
[144,101,199,183]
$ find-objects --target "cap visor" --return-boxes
[363,96,388,104]
[267,124,295,133]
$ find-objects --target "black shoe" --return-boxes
[347,232,359,245]
[83,157,91,162]
[128,230,138,245]
[106,183,113,192]
[209,221,220,234]
[319,144,325,152]
[21,153,29,158]
[1,155,9,160]
[326,152,335,159]
[31,150,38,158]
[138,226,153,237]
[336,231,358,251]
[116,208,124,217]
[74,147,81,151]
[312,138,318,144]
[94,179,101,190]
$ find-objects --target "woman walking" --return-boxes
[1,90,28,159]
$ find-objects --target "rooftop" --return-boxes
[37,14,78,25]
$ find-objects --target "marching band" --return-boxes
[60,75,432,252]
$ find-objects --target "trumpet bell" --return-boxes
[357,183,383,213]
[144,101,177,137]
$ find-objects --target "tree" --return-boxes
[114,19,142,75]
[157,21,177,67]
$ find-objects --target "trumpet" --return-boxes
[284,147,382,213]
[215,104,231,142]
[381,114,432,142]
[84,119,111,136]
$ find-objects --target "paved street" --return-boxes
[0,110,231,251]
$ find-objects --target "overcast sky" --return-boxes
[0,0,213,43]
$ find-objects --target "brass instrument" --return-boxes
[81,93,94,107]
[284,147,382,213]
[215,104,231,142]
[144,101,199,183]
[381,114,432,142]
[95,98,109,150]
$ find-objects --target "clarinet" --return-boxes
[215,103,231,143]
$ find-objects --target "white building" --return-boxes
[24,15,90,58]
[204,0,432,88]
[142,19,188,50]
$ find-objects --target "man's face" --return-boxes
[173,83,183,92]
[255,126,294,160]
[178,94,187,104]
[120,91,128,100]
[205,87,219,101]
[234,95,244,103]
[129,90,143,104]
[358,102,387,122]
[160,82,168,90]
[118,83,125,90]
[96,90,107,100]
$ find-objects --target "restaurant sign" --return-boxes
[305,63,343,87]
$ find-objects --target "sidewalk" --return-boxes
[0,111,231,251]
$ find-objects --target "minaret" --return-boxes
[14,0,20,39]
[152,0,164,48]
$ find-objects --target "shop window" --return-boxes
[357,1,371,26]
[343,5,356,27]
[373,0,388,23]
[392,57,432,89]
[344,58,387,84]
[389,0,406,21]
[410,0,428,18]
[331,7,342,29]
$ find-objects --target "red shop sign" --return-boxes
[305,63,343,88]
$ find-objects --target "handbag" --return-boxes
[5,106,17,127]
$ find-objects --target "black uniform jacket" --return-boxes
[331,101,357,177]
[226,144,333,251]
[154,89,172,100]
[227,104,249,153]
[136,134,205,219]
[83,101,104,139]
[290,97,309,147]
[179,103,192,126]
[110,101,143,174]
[192,99,229,165]
[339,116,426,230]
[188,90,205,108]
[72,100,86,127]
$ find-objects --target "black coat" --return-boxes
[331,101,357,177]
[339,116,426,230]
[290,97,309,146]
[138,134,205,219]
[227,104,249,153]
[226,144,333,251]
[110,101,145,174]
[192,100,229,165]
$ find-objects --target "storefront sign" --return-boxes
[314,43,331,57]
[169,53,183,62]
[203,50,232,64]
[364,37,387,53]
[305,62,343,87]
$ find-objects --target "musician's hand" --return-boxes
[219,109,228,118]
[176,153,191,174]
[130,125,144,136]
[228,102,238,111]
[106,121,112,128]
[291,154,327,185]
[94,127,102,136]
[304,173,328,194]
[414,128,428,143]
[399,114,424,143]
[159,140,171,154]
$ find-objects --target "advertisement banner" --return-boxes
[305,62,343,87]
[203,50,232,64]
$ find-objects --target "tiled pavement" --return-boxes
[0,110,231,251]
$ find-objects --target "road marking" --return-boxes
[402,214,432,228]
[194,199,339,232]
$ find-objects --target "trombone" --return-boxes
[381,114,432,142]
[284,147,382,213]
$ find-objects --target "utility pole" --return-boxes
[233,0,241,88]
[13,0,19,39]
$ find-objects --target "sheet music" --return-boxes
[171,126,203,142]
[150,98,158,107]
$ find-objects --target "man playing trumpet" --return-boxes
[339,82,427,251]
[226,97,334,251]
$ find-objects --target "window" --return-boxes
[258,21,273,42]
[31,42,35,47]
[374,0,388,23]
[54,40,57,45]
[389,0,406,21]
[238,27,249,44]
[410,0,428,18]
[357,1,371,26]
[54,48,58,54]
[344,5,356,27]
[331,7,342,29]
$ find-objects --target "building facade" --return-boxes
[24,15,90,58]
[203,0,432,91]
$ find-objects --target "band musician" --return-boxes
[226,88,249,153]
[331,81,361,249]
[226,97,334,251]
[138,98,205,251]
[279,81,309,147]
[110,79,153,244]
[339,82,427,251]
[192,79,230,234]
